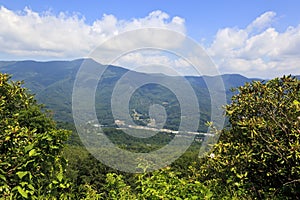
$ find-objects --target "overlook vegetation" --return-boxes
[0,68,299,199]
[0,74,70,199]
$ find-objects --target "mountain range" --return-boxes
[0,59,285,132]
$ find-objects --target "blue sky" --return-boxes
[2,0,299,40]
[0,0,300,78]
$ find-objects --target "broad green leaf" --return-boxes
[28,149,38,157]
[17,186,28,198]
[57,172,63,182]
[0,174,6,181]
[16,171,28,179]
[24,144,34,153]
[27,184,35,191]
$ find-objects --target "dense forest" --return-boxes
[1,72,300,199]
[0,60,260,131]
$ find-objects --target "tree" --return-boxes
[200,75,300,199]
[0,73,70,199]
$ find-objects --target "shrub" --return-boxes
[200,75,300,199]
[0,73,70,199]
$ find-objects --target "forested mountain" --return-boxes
[0,59,261,131]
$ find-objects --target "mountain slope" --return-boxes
[0,59,264,132]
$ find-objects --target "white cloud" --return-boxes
[115,51,172,68]
[0,6,186,60]
[1,7,300,78]
[246,11,276,33]
[208,11,300,78]
[208,27,248,57]
[113,50,195,76]
[120,10,185,33]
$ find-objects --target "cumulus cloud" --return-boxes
[208,11,300,78]
[246,11,276,33]
[113,50,196,76]
[1,6,300,78]
[0,6,93,58]
[0,6,186,60]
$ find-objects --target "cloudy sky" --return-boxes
[0,0,299,78]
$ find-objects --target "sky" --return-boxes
[0,0,300,78]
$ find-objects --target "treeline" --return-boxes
[1,73,300,199]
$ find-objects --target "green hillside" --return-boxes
[0,59,260,132]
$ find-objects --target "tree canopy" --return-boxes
[199,75,300,199]
[0,73,70,199]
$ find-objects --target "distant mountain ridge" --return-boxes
[0,59,294,131]
[0,59,261,94]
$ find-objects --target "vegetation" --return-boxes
[198,75,300,199]
[0,60,256,131]
[0,74,71,199]
[1,72,299,199]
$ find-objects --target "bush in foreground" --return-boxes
[199,75,300,199]
[0,74,70,199]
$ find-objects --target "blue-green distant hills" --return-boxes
[0,59,272,132]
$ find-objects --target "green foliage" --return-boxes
[62,145,131,199]
[103,173,134,199]
[0,73,71,199]
[134,166,213,200]
[3,69,299,199]
[98,166,213,200]
[199,75,300,199]
[62,139,207,199]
